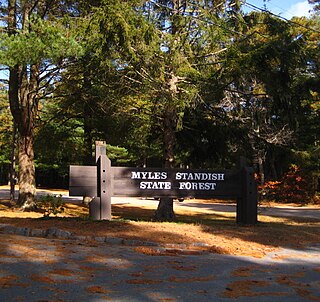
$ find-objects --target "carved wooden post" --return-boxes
[236,167,258,225]
[95,141,106,162]
[89,141,112,220]
[97,154,112,220]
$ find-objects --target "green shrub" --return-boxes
[36,194,65,217]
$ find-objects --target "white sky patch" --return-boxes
[282,1,313,19]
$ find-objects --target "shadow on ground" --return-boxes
[0,233,319,302]
[1,198,319,258]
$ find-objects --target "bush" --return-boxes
[36,194,65,217]
[259,165,317,204]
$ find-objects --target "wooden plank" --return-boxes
[112,183,240,198]
[69,165,96,177]
[69,165,97,196]
[69,165,244,199]
[69,186,97,197]
[111,167,241,198]
[69,177,97,187]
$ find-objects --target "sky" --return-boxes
[244,0,314,19]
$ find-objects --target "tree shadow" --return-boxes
[1,198,320,255]
[0,232,320,302]
[112,203,320,253]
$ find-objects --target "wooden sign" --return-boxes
[70,167,244,198]
[69,154,257,224]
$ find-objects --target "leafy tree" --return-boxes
[34,101,85,187]
[117,0,235,220]
[52,0,144,164]
[208,11,320,186]
[290,15,320,191]
[0,0,83,208]
[54,0,235,219]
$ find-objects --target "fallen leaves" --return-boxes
[126,278,162,284]
[86,286,113,294]
[167,276,215,283]
[30,275,56,284]
[133,246,203,257]
[49,269,74,276]
[0,275,29,289]
[276,273,320,301]
[223,280,288,298]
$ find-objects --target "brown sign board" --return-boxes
[112,167,241,199]
[70,166,241,199]
[69,153,258,224]
[69,166,97,196]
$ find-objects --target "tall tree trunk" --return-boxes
[17,134,36,208]
[82,102,94,205]
[82,60,94,205]
[154,197,175,221]
[163,106,177,167]
[154,0,182,221]
[8,0,39,209]
[10,70,38,209]
[154,86,178,221]
[15,64,39,209]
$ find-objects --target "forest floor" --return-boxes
[0,186,319,258]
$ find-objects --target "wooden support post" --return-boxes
[236,167,258,225]
[95,141,106,163]
[89,141,111,220]
[97,154,112,220]
[89,197,100,220]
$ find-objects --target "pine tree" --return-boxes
[1,0,83,208]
